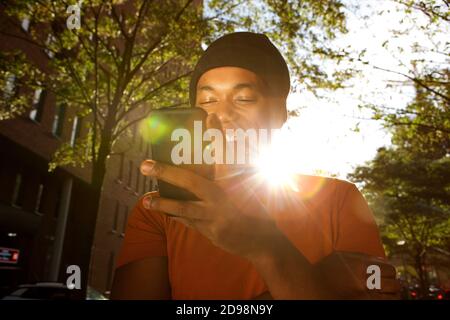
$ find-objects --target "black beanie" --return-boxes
[189,32,290,108]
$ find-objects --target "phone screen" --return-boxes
[147,107,214,200]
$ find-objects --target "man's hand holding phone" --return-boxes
[140,113,280,261]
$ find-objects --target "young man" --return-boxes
[111,32,400,300]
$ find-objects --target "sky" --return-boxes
[280,0,449,179]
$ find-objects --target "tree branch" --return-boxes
[395,0,450,22]
[345,114,450,134]
[112,101,185,141]
[127,70,192,111]
[370,64,450,103]
[121,56,177,113]
[126,0,194,84]
[110,2,130,39]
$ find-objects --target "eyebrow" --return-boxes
[198,82,257,92]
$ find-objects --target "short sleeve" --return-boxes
[334,183,386,259]
[115,194,168,269]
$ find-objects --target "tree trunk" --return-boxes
[76,131,111,299]
[414,249,429,298]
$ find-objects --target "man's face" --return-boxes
[195,67,273,131]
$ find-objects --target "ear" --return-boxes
[268,97,287,129]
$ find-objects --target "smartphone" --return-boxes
[147,107,214,201]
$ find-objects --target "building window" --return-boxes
[127,160,133,188]
[145,142,150,159]
[34,183,45,214]
[45,34,55,58]
[21,17,30,32]
[54,185,62,218]
[139,132,145,153]
[135,167,140,193]
[70,116,82,147]
[143,177,152,194]
[29,88,46,122]
[153,178,158,192]
[11,173,25,207]
[106,252,115,293]
[142,174,147,194]
[85,127,92,158]
[151,177,155,192]
[3,74,17,100]
[112,201,119,233]
[116,153,124,183]
[122,206,129,235]
[132,125,138,143]
[52,103,66,137]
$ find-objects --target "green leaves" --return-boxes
[0,51,45,120]
[49,136,94,172]
[1,0,355,188]
[349,76,450,283]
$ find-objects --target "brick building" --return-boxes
[0,5,157,297]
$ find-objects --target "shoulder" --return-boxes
[293,174,357,205]
[290,175,385,259]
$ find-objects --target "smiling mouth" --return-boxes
[225,132,238,142]
[224,130,255,143]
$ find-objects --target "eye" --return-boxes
[199,98,218,105]
[199,96,217,105]
[235,97,256,103]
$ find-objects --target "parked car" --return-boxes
[407,284,448,300]
[1,282,108,300]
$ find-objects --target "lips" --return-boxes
[225,131,238,142]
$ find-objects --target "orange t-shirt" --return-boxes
[115,174,385,299]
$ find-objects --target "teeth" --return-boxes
[225,133,237,142]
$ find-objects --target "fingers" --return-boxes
[140,160,221,201]
[316,251,402,298]
[143,195,208,220]
[364,279,402,300]
[379,277,402,294]
[327,251,397,279]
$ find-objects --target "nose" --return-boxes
[214,100,239,125]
